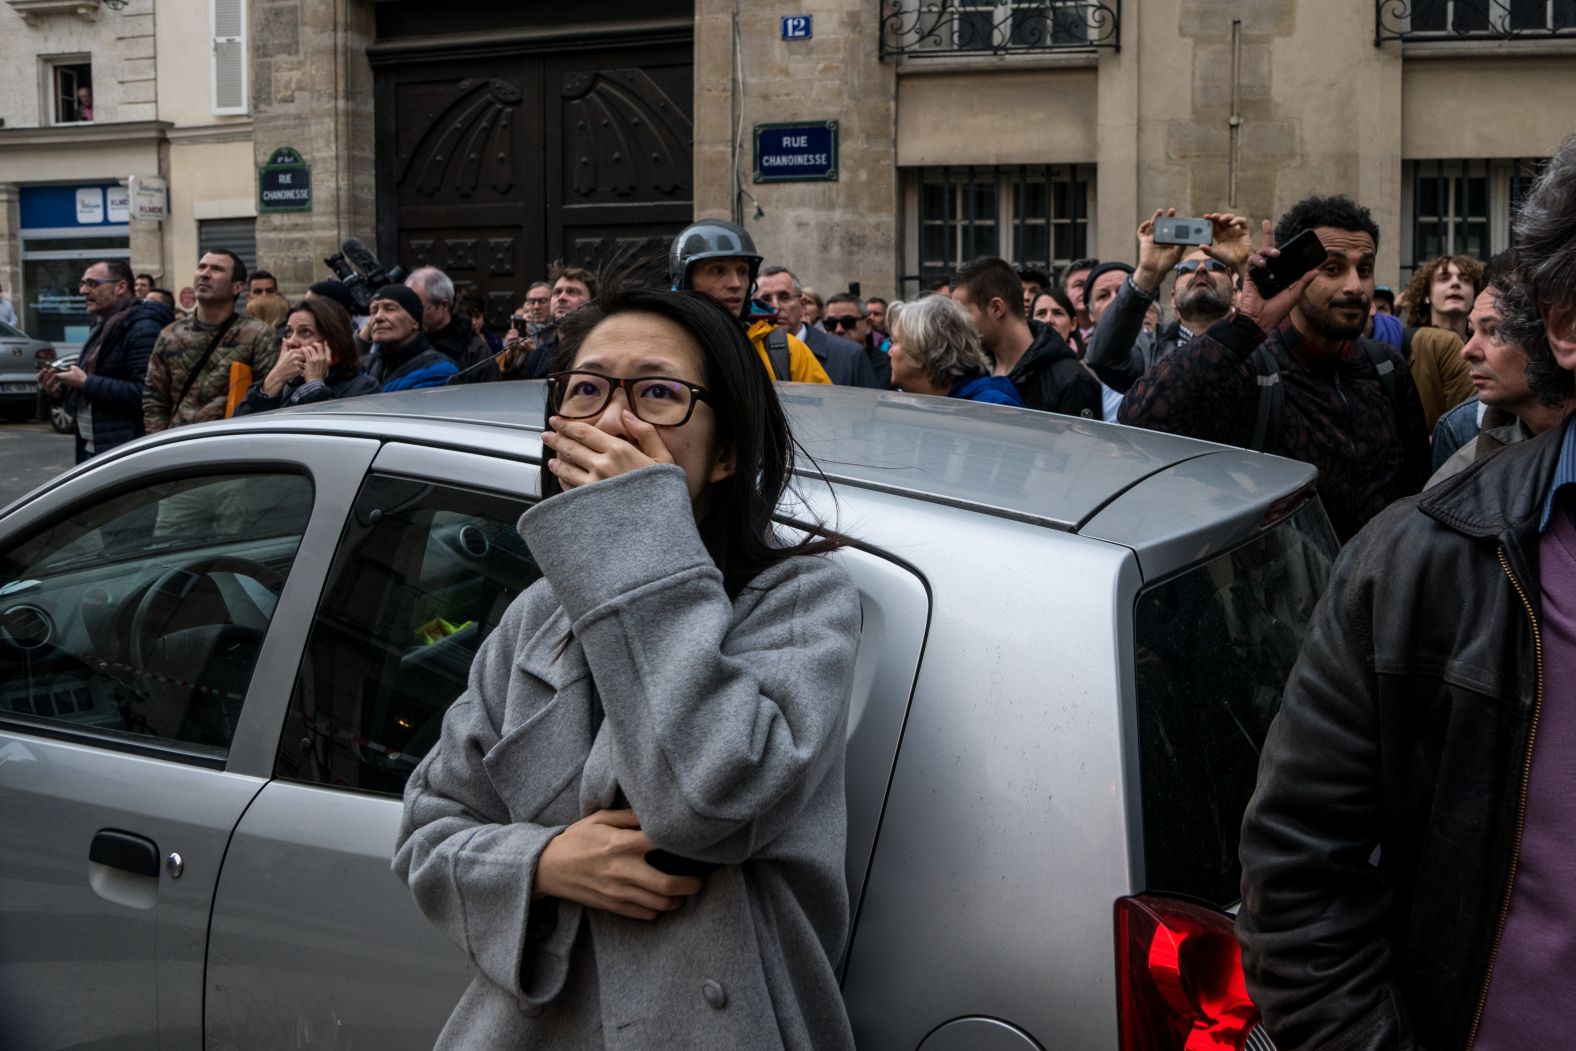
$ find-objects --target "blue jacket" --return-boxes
[73,295,174,455]
[950,373,1025,407]
[368,331,458,391]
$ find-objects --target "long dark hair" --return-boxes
[540,286,845,597]
[287,297,360,380]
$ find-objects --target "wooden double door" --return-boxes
[374,35,693,325]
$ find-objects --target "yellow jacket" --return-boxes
[747,319,831,383]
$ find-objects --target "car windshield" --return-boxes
[1132,501,1339,907]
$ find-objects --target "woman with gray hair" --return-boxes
[887,295,1024,406]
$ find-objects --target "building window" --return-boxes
[211,0,249,115]
[903,164,1094,296]
[1401,158,1545,278]
[880,0,1121,57]
[19,184,131,350]
[1376,0,1576,42]
[198,218,258,274]
[47,59,93,125]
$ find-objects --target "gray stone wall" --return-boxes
[249,0,377,296]
[695,0,898,299]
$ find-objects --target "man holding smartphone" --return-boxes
[1084,209,1245,393]
[1118,196,1431,543]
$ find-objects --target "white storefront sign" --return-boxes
[128,176,169,222]
[75,187,104,224]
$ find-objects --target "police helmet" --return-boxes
[670,219,763,291]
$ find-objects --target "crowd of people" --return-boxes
[22,128,1576,1049]
[37,141,1574,548]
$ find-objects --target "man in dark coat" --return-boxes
[38,259,172,462]
[1236,145,1576,1051]
[951,256,1100,419]
[1119,197,1431,543]
[757,266,876,387]
[406,267,490,369]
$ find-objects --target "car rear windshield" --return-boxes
[1133,501,1339,906]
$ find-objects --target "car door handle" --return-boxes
[90,829,160,878]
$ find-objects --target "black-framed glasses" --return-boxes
[1174,259,1229,275]
[548,370,711,427]
[824,315,865,331]
[79,277,115,289]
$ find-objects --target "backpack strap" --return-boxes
[1357,338,1401,406]
[1249,344,1283,453]
[1400,324,1415,364]
[765,326,791,383]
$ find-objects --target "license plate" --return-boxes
[0,382,37,393]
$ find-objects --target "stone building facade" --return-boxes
[2,0,1572,347]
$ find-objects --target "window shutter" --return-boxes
[212,0,247,114]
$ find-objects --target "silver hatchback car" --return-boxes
[0,383,1331,1050]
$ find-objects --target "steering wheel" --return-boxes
[126,554,286,743]
[129,554,286,687]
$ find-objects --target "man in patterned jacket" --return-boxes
[143,249,277,432]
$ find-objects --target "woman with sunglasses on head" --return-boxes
[395,286,862,1050]
[235,297,378,414]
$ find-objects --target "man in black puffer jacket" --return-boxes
[951,256,1100,419]
[39,259,172,462]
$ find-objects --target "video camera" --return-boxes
[323,237,406,314]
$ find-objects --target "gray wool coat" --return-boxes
[393,465,862,1050]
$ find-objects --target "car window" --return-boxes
[276,475,539,795]
[1132,502,1339,906]
[0,321,23,339]
[0,473,314,760]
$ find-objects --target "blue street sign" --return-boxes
[753,121,839,183]
[781,15,812,40]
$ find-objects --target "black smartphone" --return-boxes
[645,849,719,878]
[1152,216,1213,247]
[1248,229,1327,298]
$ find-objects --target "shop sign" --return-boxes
[75,188,104,224]
[106,186,130,223]
[753,121,839,183]
[19,184,127,229]
[128,176,169,222]
[258,146,312,213]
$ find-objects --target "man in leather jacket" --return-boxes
[1238,136,1576,1051]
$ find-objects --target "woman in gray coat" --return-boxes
[394,287,862,1049]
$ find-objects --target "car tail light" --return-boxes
[34,347,55,365]
[1115,894,1267,1051]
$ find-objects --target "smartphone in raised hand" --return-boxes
[1152,217,1214,247]
[1248,229,1327,298]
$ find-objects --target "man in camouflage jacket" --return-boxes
[143,250,277,432]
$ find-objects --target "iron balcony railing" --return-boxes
[880,0,1120,58]
[1376,0,1576,43]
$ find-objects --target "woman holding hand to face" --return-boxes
[395,287,862,1050]
[235,297,378,413]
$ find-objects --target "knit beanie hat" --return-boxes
[371,283,423,326]
[307,279,358,317]
[1081,262,1135,309]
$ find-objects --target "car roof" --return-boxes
[243,381,1316,534]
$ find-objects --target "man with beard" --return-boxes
[1120,196,1430,542]
[1084,209,1244,393]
